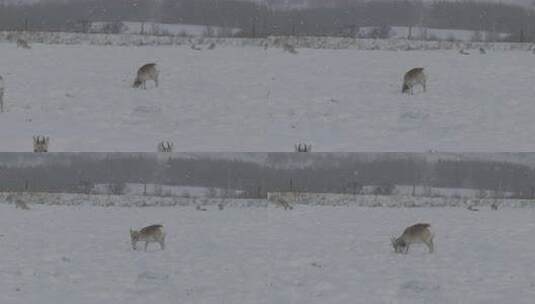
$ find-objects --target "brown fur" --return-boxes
[391,223,434,254]
[133,63,159,89]
[16,39,31,49]
[130,224,165,251]
[402,67,426,94]
[157,141,173,152]
[33,136,49,152]
[15,199,30,210]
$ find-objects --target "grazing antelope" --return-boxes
[157,141,174,152]
[274,198,293,210]
[133,63,159,89]
[490,202,499,210]
[467,205,479,211]
[196,205,208,211]
[402,67,426,95]
[0,75,4,112]
[15,199,30,210]
[207,42,216,50]
[295,143,312,152]
[459,49,470,55]
[391,223,434,254]
[283,43,298,54]
[479,47,486,54]
[33,136,50,152]
[16,39,31,49]
[130,224,165,251]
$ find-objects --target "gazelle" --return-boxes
[295,143,312,152]
[15,199,30,210]
[282,43,298,54]
[130,224,165,251]
[133,63,159,89]
[16,39,31,49]
[459,49,470,55]
[157,141,174,152]
[391,223,434,254]
[33,136,50,152]
[402,68,426,95]
[274,198,293,210]
[0,75,4,112]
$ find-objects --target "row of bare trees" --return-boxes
[1,0,535,41]
[0,153,534,199]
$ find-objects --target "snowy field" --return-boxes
[1,42,535,151]
[1,204,534,303]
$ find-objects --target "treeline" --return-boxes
[0,153,535,198]
[0,0,534,40]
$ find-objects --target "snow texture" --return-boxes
[1,38,535,151]
[1,191,533,208]
[0,203,534,303]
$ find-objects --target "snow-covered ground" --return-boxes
[1,42,535,151]
[1,203,534,303]
[2,190,533,209]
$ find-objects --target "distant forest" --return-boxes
[1,0,535,41]
[0,153,535,199]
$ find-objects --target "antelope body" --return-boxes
[0,75,4,112]
[130,224,165,251]
[33,136,50,152]
[391,223,434,254]
[283,43,298,54]
[274,198,293,210]
[15,199,30,210]
[133,63,159,89]
[16,39,31,49]
[295,143,312,152]
[158,141,174,152]
[459,49,470,55]
[402,68,426,95]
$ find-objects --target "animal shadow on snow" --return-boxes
[398,279,441,302]
[134,271,172,294]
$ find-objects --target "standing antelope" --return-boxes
[133,63,159,89]
[130,224,165,251]
[0,75,4,112]
[274,198,293,210]
[15,199,30,210]
[33,136,50,152]
[391,223,434,254]
[295,143,312,152]
[283,43,298,54]
[402,68,426,95]
[459,49,470,55]
[157,141,174,152]
[16,39,31,49]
